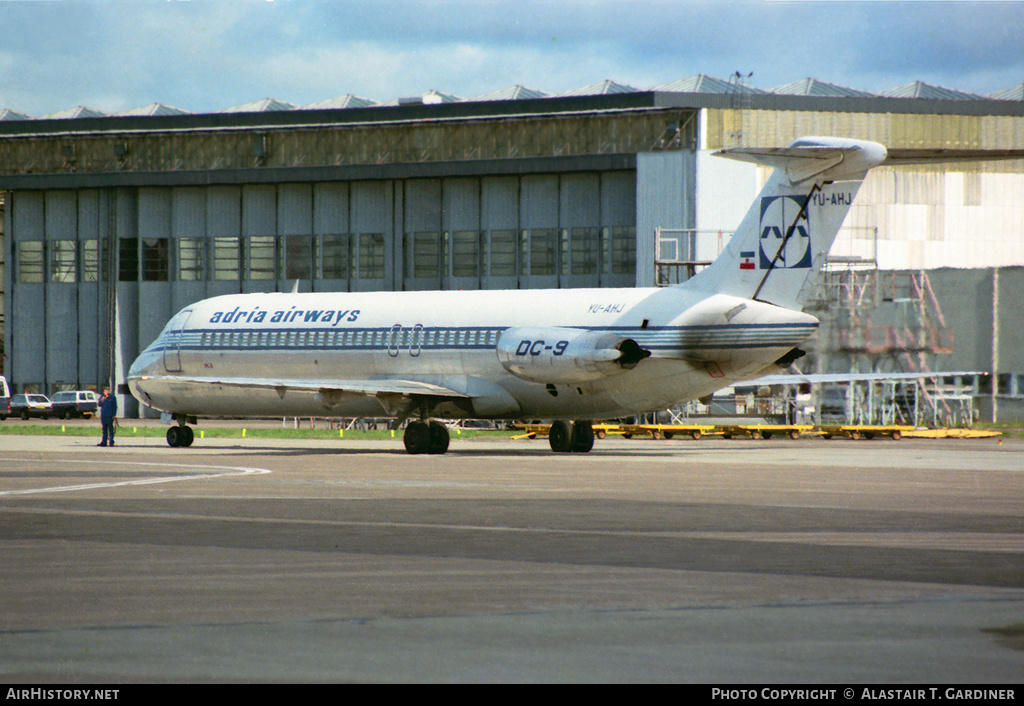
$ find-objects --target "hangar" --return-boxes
[2,77,1023,419]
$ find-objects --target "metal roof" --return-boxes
[990,84,1024,101]
[41,105,107,120]
[470,85,551,102]
[558,79,639,96]
[0,108,34,121]
[221,98,299,113]
[3,73,1023,128]
[655,74,767,94]
[303,95,378,110]
[115,102,192,117]
[772,77,878,98]
[881,81,985,100]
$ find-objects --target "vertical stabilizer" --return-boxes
[682,137,887,310]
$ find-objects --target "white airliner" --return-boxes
[126,136,1011,454]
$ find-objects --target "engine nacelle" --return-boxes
[495,327,650,384]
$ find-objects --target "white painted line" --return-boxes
[0,458,271,496]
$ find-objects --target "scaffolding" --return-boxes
[654,227,726,286]
[651,224,982,427]
[802,254,978,426]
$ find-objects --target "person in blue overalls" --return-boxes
[97,387,118,447]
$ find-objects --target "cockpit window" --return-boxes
[161,308,193,335]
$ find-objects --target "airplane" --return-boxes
[126,136,1020,454]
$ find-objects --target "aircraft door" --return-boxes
[410,324,423,357]
[162,309,193,373]
[388,324,402,357]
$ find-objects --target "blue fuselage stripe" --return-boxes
[147,323,815,355]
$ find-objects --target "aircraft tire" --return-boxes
[180,425,195,447]
[166,426,181,447]
[548,420,575,453]
[571,421,594,453]
[427,420,450,454]
[404,421,431,455]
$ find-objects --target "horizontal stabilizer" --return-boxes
[884,148,1024,166]
[714,145,858,165]
[713,139,887,184]
[714,145,857,183]
[718,145,1024,172]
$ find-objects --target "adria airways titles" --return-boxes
[126,136,1001,454]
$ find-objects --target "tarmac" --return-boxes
[1,424,1022,683]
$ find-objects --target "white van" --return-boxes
[50,390,100,419]
[0,376,10,420]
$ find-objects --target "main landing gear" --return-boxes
[166,423,194,447]
[548,420,595,453]
[403,419,450,455]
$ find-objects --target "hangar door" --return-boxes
[402,171,637,291]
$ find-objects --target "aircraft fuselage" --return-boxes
[128,286,817,422]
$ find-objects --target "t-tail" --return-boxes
[683,136,888,311]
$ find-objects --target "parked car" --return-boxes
[50,390,99,419]
[0,376,10,420]
[9,393,53,420]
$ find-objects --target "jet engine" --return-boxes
[495,327,650,384]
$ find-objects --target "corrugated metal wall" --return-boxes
[694,150,758,263]
[827,168,1024,269]
[695,108,1024,272]
[636,151,695,287]
[4,169,636,397]
[7,190,109,394]
[706,109,1024,163]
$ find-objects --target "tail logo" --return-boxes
[759,195,812,269]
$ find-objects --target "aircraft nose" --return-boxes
[127,349,159,380]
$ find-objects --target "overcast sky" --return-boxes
[1,0,1022,116]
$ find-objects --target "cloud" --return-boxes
[1,0,1021,115]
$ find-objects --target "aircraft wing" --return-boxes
[163,375,467,398]
[150,375,469,416]
[738,371,986,386]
